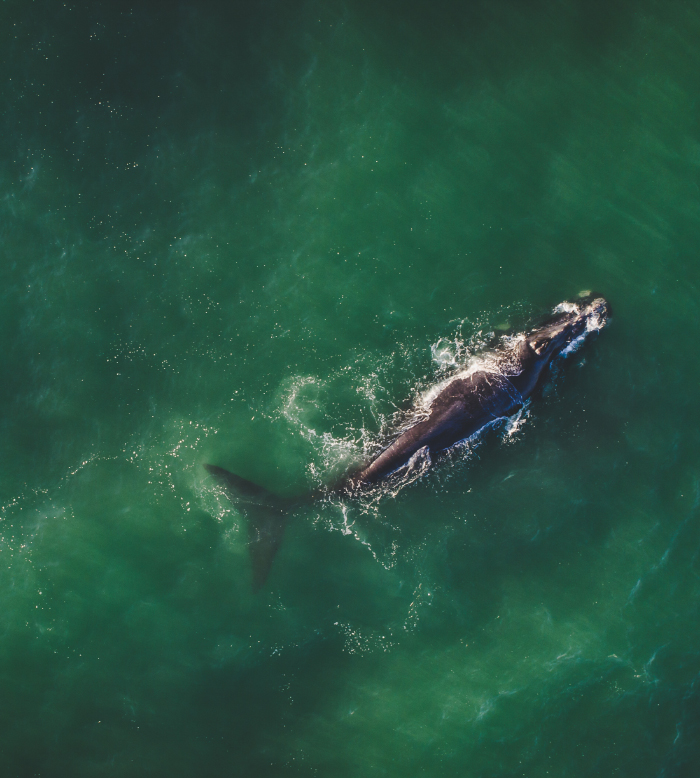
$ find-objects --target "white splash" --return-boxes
[560,310,605,357]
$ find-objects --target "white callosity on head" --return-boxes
[559,300,607,357]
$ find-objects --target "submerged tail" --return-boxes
[204,464,293,592]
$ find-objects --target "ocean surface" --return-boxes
[2,1,700,775]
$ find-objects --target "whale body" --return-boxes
[347,293,609,487]
[206,294,610,589]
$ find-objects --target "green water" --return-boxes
[2,1,700,775]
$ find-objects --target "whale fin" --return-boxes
[204,464,290,592]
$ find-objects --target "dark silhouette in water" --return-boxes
[206,294,610,590]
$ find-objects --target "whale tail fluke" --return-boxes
[204,464,290,592]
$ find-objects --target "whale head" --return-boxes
[526,293,609,361]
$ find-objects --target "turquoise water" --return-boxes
[2,1,700,775]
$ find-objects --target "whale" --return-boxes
[206,294,610,589]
